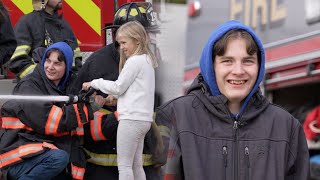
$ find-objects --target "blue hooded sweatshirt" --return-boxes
[41,42,74,90]
[199,20,265,118]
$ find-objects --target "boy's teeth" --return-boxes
[229,80,245,85]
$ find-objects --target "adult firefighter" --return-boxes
[9,0,82,81]
[71,2,164,180]
[0,0,16,68]
[0,42,93,180]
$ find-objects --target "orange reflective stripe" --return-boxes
[0,143,44,168]
[83,104,89,120]
[1,117,68,136]
[53,132,70,137]
[90,112,107,141]
[18,144,43,156]
[45,105,63,135]
[73,104,90,124]
[73,104,83,126]
[71,163,85,180]
[72,104,86,136]
[1,117,33,131]
[71,127,84,136]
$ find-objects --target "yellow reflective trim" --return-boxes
[142,154,153,166]
[65,0,101,35]
[74,47,82,58]
[98,108,111,114]
[139,7,146,13]
[11,51,28,60]
[19,64,36,78]
[159,125,170,138]
[15,45,31,51]
[10,45,31,60]
[74,47,81,53]
[84,149,153,166]
[118,7,146,17]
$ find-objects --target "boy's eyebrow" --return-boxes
[243,56,258,60]
[46,58,62,62]
[217,55,257,59]
[216,56,234,60]
[46,58,56,61]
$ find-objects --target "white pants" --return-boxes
[117,119,151,180]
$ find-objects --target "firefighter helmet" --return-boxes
[32,0,48,11]
[105,2,159,33]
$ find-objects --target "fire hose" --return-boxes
[0,88,96,104]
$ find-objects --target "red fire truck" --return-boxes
[3,0,151,52]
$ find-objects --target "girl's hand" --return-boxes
[82,82,92,91]
[105,95,117,106]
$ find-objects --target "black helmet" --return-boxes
[105,2,160,33]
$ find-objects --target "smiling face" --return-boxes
[117,32,139,58]
[44,50,66,86]
[214,38,259,108]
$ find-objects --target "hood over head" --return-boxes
[41,41,73,90]
[199,20,265,118]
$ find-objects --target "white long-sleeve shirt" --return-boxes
[91,54,155,122]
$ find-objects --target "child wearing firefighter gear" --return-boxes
[0,0,16,69]
[155,20,309,180]
[71,2,163,180]
[82,21,158,180]
[9,0,82,81]
[0,42,93,180]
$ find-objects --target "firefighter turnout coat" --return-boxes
[9,10,81,79]
[0,5,16,66]
[0,43,89,180]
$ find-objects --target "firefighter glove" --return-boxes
[77,102,94,124]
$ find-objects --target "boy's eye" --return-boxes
[243,58,257,64]
[222,59,232,63]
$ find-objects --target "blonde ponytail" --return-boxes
[116,21,158,72]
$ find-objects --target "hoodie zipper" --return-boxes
[223,146,228,180]
[233,120,239,180]
[245,147,250,180]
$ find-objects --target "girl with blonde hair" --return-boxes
[82,21,157,180]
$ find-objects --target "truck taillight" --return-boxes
[188,0,201,18]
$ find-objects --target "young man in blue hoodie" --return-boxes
[0,42,92,180]
[155,20,309,179]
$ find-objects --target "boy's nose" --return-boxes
[232,63,245,74]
